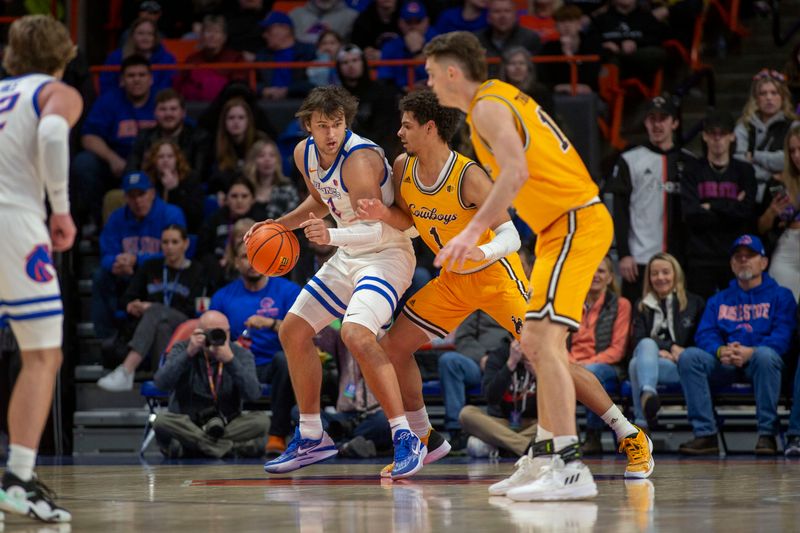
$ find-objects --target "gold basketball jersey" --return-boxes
[466,79,599,233]
[400,150,497,273]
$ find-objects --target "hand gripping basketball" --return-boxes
[246,222,300,276]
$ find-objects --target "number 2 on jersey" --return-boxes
[0,93,20,131]
[429,227,444,249]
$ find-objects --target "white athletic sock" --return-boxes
[535,425,554,443]
[389,416,411,440]
[553,435,579,453]
[7,444,36,482]
[406,407,430,438]
[601,405,638,441]
[298,414,323,441]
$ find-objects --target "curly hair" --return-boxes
[295,85,359,130]
[142,140,192,185]
[399,90,463,143]
[423,31,488,83]
[2,15,76,76]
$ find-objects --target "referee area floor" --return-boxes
[3,455,800,532]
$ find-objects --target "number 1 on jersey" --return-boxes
[326,197,343,219]
[536,107,570,153]
[429,227,444,249]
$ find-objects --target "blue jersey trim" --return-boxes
[310,276,348,313]
[1,308,63,322]
[0,294,61,306]
[353,284,395,313]
[304,138,313,179]
[302,285,345,318]
[31,80,53,117]
[359,276,399,303]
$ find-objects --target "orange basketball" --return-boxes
[246,222,300,277]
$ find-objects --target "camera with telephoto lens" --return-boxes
[196,405,229,439]
[204,328,227,347]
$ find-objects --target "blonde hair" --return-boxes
[2,15,76,76]
[640,252,689,312]
[216,98,257,172]
[600,255,620,296]
[243,139,291,188]
[122,18,160,58]
[782,124,800,203]
[224,218,255,276]
[739,75,797,126]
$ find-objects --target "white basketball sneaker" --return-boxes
[488,440,554,496]
[506,451,598,501]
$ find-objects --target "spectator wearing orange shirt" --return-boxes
[568,255,632,454]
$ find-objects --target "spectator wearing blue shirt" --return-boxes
[71,55,157,226]
[92,172,186,340]
[99,18,176,95]
[255,11,317,101]
[378,1,437,89]
[434,0,488,34]
[211,240,302,452]
[678,235,798,456]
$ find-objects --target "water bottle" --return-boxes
[237,329,253,350]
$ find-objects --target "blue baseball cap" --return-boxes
[730,234,766,256]
[122,171,153,193]
[400,1,427,21]
[259,11,293,29]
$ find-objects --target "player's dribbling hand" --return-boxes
[243,219,275,244]
[49,213,76,252]
[300,213,331,245]
[354,198,388,221]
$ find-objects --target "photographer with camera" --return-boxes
[152,310,268,458]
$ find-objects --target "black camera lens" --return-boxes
[205,328,227,347]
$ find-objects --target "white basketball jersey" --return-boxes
[304,130,412,256]
[0,73,57,219]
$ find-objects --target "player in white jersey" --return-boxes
[0,15,82,523]
[245,86,427,479]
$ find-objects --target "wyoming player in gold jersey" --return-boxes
[359,91,653,482]
[423,31,623,501]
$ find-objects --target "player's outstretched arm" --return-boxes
[435,100,527,269]
[38,82,83,252]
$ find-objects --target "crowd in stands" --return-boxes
[2,0,800,462]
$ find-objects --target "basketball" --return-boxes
[246,222,300,277]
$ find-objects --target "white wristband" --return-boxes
[327,223,383,247]
[38,114,71,214]
[478,220,521,261]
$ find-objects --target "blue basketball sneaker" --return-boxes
[264,428,338,474]
[390,429,427,480]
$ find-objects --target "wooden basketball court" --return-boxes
[4,456,800,531]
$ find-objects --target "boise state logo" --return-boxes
[26,244,55,283]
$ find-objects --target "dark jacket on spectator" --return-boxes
[682,157,758,263]
[196,204,269,261]
[341,76,402,159]
[350,2,400,51]
[476,24,541,61]
[694,273,798,356]
[537,35,601,92]
[122,257,207,318]
[155,340,262,422]
[225,5,270,54]
[482,339,537,419]
[156,174,205,234]
[604,143,696,265]
[100,198,187,271]
[591,5,667,49]
[632,291,705,351]
[126,124,211,181]
[455,310,514,366]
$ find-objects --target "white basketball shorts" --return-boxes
[289,246,415,335]
[0,210,63,350]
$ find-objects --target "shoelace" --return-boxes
[620,437,647,463]
[395,432,419,458]
[508,453,537,482]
